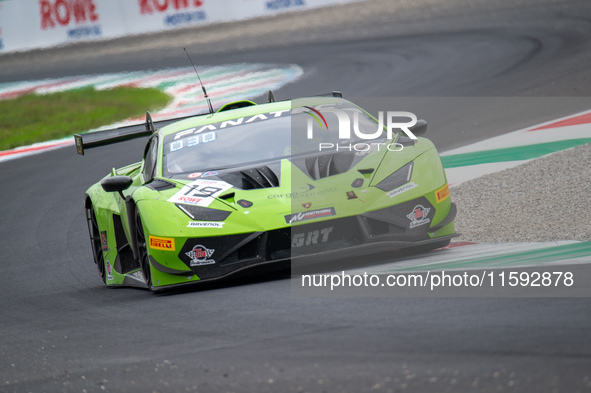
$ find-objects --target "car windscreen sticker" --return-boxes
[188,172,203,179]
[168,179,233,207]
[171,110,291,142]
[170,131,216,152]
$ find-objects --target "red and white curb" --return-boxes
[0,64,303,163]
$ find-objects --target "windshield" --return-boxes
[162,108,386,176]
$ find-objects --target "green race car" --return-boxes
[76,92,457,292]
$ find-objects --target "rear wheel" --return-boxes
[135,210,153,291]
[85,200,106,283]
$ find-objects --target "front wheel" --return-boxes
[135,210,153,291]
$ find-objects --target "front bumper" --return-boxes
[148,197,457,290]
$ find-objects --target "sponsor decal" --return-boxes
[106,260,113,281]
[185,244,215,266]
[267,193,296,199]
[285,207,336,224]
[149,236,175,251]
[164,10,206,26]
[201,171,218,177]
[40,0,100,29]
[188,172,202,179]
[39,0,102,40]
[266,0,306,10]
[292,226,333,248]
[267,186,338,200]
[351,178,364,188]
[67,25,101,39]
[100,231,109,251]
[435,184,450,203]
[267,192,298,199]
[140,0,204,15]
[167,179,233,207]
[187,222,224,228]
[237,200,253,208]
[346,191,358,200]
[386,182,418,199]
[406,205,431,229]
[170,131,216,152]
[302,202,312,209]
[129,270,145,282]
[294,187,336,200]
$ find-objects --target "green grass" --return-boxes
[0,86,171,151]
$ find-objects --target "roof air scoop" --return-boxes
[217,100,257,112]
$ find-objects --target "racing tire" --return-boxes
[135,210,154,291]
[86,200,106,284]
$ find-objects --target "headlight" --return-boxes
[176,204,232,221]
[375,162,413,191]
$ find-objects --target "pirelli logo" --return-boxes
[149,236,175,251]
[435,184,450,204]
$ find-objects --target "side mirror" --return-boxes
[410,119,428,137]
[101,176,132,199]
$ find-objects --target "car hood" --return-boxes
[134,140,436,237]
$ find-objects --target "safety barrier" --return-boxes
[0,0,359,53]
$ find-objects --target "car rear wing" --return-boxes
[74,93,344,155]
[74,111,198,155]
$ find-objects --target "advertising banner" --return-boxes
[118,0,215,35]
[0,0,360,53]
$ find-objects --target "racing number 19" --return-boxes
[183,185,223,198]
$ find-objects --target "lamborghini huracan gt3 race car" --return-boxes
[75,92,457,292]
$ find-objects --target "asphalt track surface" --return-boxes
[2,0,591,392]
